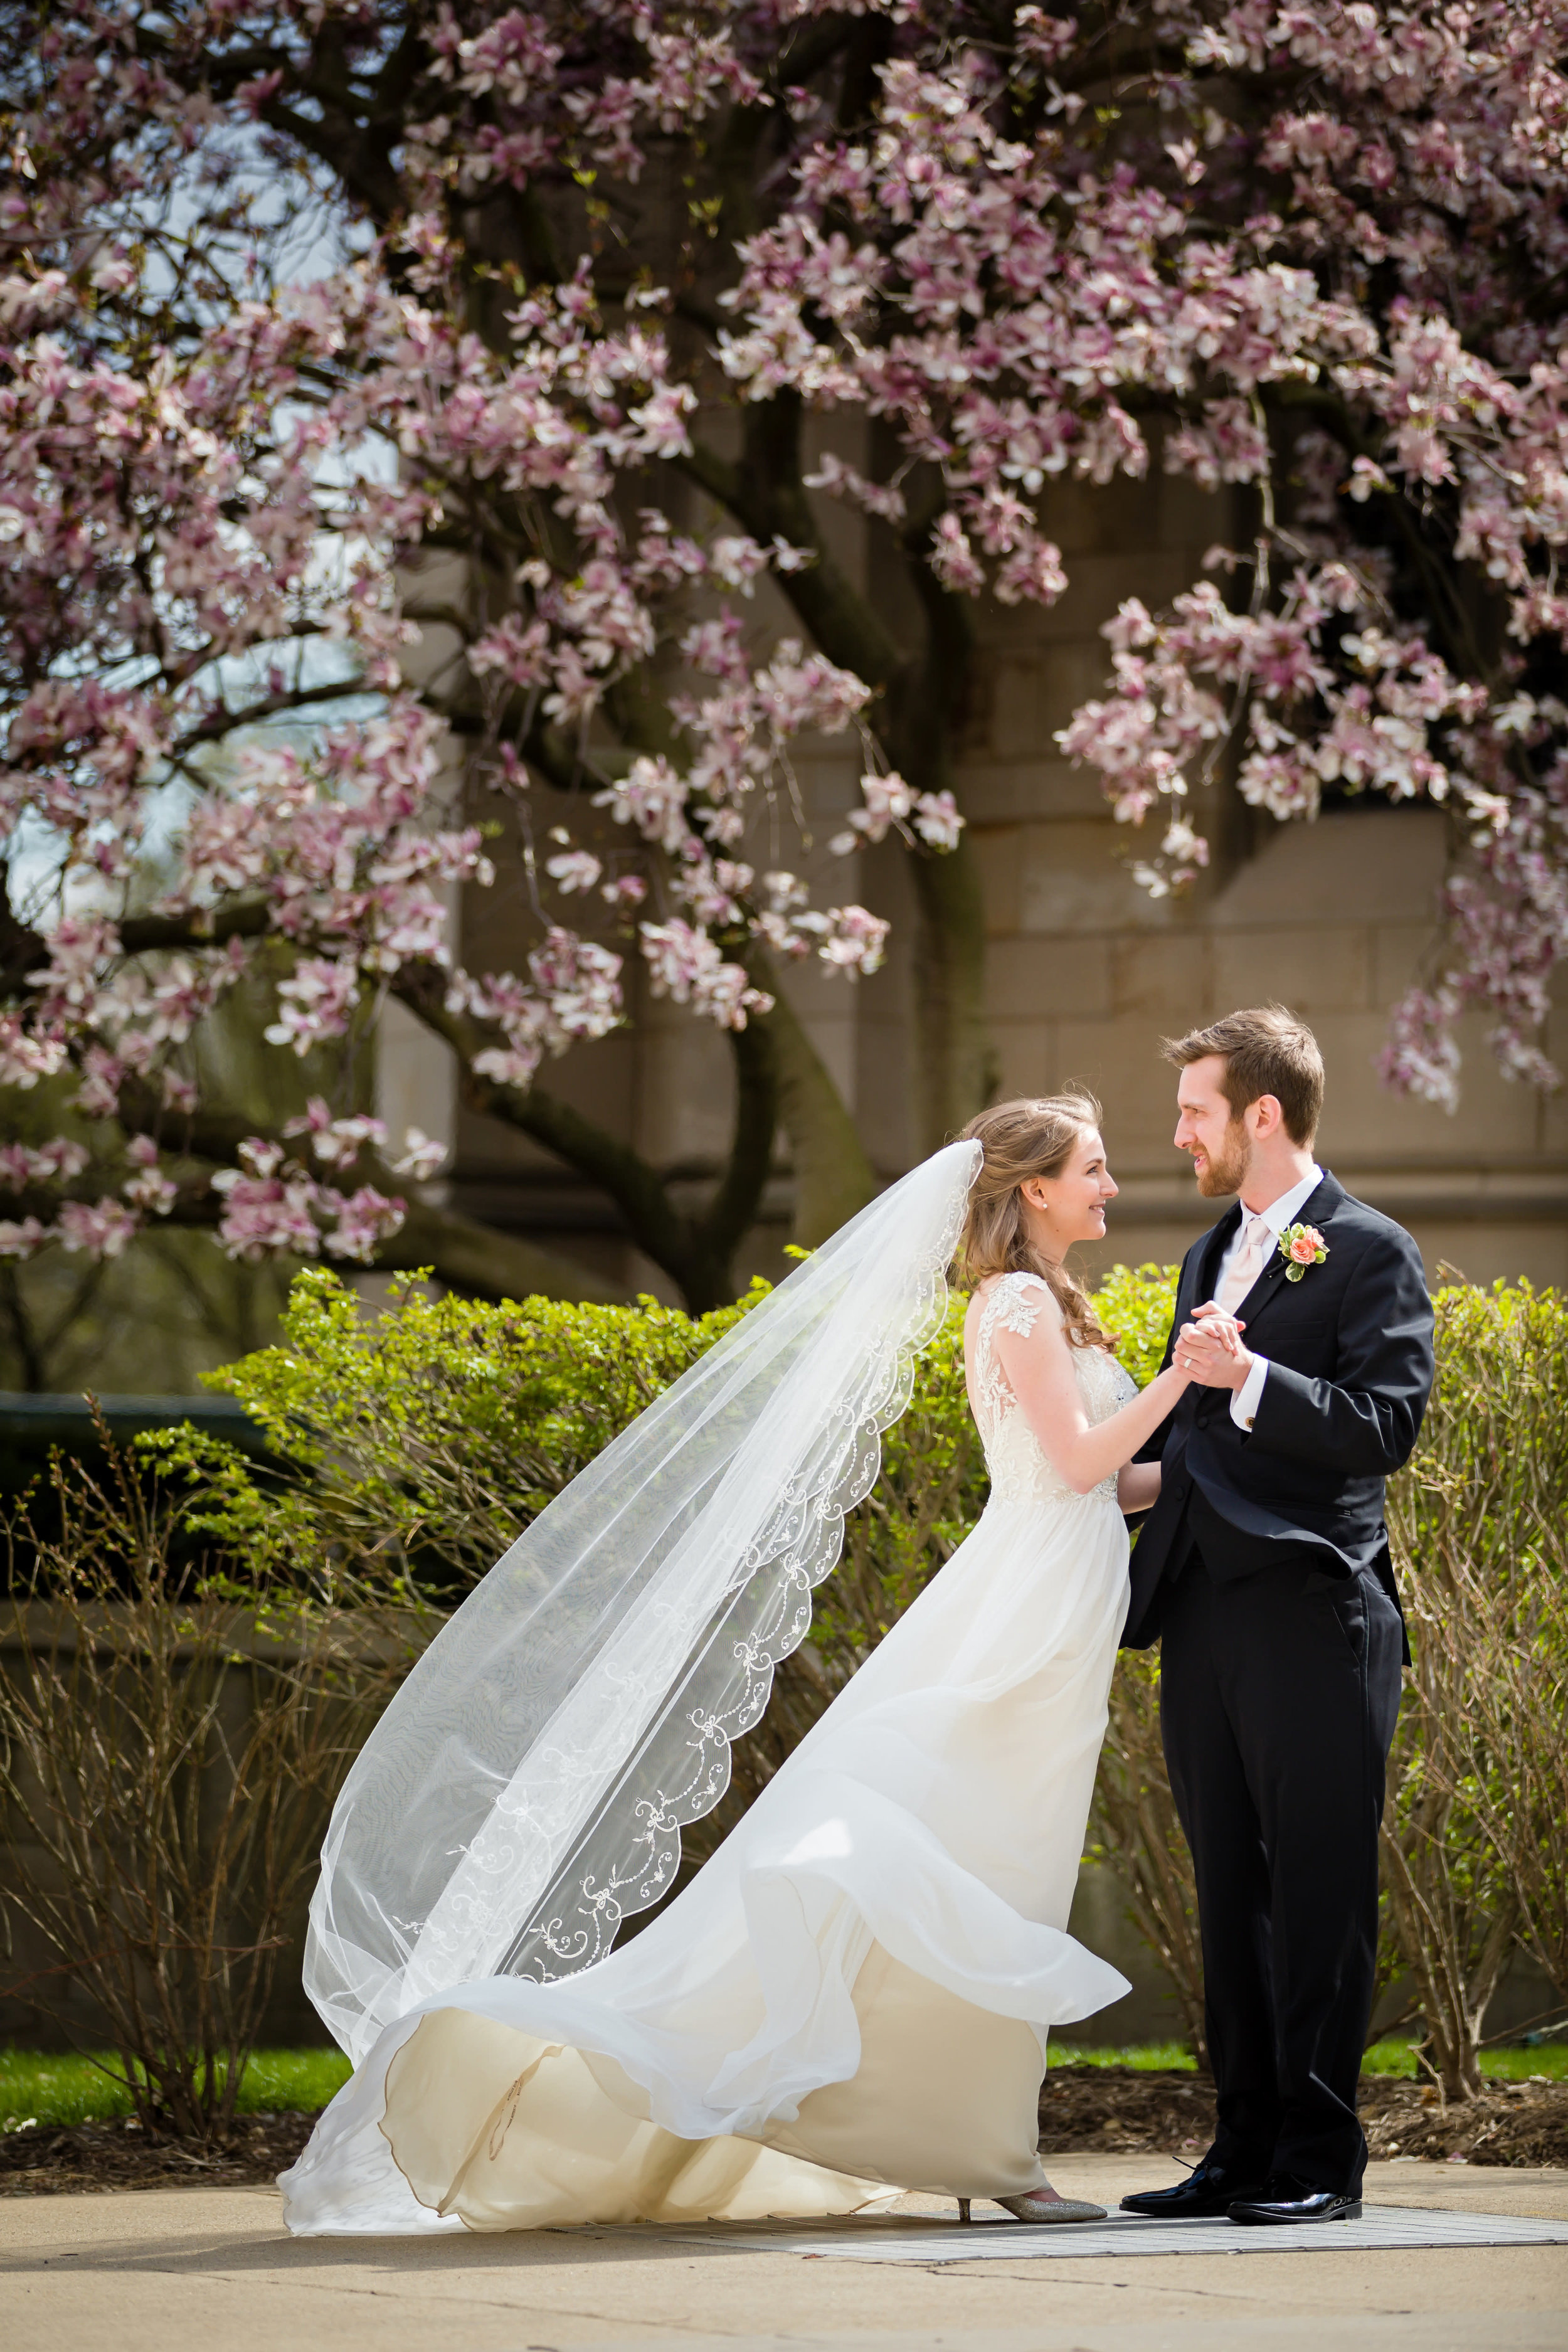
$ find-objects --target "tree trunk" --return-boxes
[906,833,997,1151]
[686,404,998,1171]
[762,990,879,1246]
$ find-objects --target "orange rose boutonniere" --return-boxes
[1278,1222,1328,1281]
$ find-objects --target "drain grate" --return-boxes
[659,2203,1568,2263]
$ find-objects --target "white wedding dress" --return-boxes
[280,1269,1134,2234]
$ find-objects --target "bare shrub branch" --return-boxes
[0,1417,419,2143]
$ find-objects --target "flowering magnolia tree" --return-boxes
[1,2,1564,1315]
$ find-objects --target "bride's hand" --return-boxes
[1173,1303,1244,1369]
[1175,1305,1253,1389]
[1191,1300,1246,1348]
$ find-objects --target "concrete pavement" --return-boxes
[4,2154,1567,2352]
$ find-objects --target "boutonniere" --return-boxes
[1278,1222,1328,1281]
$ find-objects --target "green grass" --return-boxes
[1053,2042,1199,2071]
[4,2035,1564,2132]
[1361,2038,1568,2082]
[0,2045,352,2131]
[1052,2038,1568,2081]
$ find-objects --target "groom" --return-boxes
[1118,1007,1434,2226]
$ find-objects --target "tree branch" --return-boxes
[679,396,906,692]
[119,902,272,958]
[695,1001,778,1283]
[387,959,711,1286]
[169,674,368,756]
[105,1084,625,1303]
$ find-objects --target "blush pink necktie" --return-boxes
[1217,1213,1270,1316]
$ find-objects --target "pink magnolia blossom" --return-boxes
[638,919,771,1029]
[322,1186,406,1263]
[913,791,967,851]
[390,1128,448,1182]
[0,0,1563,1295]
[0,1218,50,1259]
[283,1100,391,1171]
[57,1198,138,1259]
[846,771,915,845]
[546,849,604,895]
[0,1140,88,1187]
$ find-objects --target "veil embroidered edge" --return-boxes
[498,1163,975,1984]
[304,1144,983,2062]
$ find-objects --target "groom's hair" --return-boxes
[1161,1005,1324,1145]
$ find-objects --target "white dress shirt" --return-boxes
[1212,1165,1324,1432]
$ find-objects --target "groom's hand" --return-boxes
[1175,1303,1254,1391]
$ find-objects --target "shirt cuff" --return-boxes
[1231,1353,1270,1433]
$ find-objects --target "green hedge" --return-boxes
[139,1261,1567,2092]
[149,1259,1181,1631]
[146,1269,761,1599]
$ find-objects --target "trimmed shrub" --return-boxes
[144,1266,758,1597]
[106,1264,1568,2091]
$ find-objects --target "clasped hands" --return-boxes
[1173,1301,1253,1392]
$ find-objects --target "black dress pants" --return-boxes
[1157,1545,1403,2193]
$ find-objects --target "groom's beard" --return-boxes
[1194,1120,1252,1199]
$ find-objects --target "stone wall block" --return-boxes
[988,935,1113,1022]
[1408,1220,1568,1292]
[1371,923,1441,1009]
[1313,1012,1542,1162]
[1211,809,1447,928]
[1110,933,1210,1019]
[972,824,1028,935]
[1044,467,1164,558]
[1011,553,1199,644]
[961,761,1110,824]
[1054,1017,1189,1155]
[1158,463,1236,549]
[1039,640,1116,729]
[1212,924,1372,1015]
[1015,822,1176,935]
[633,1013,739,1167]
[992,1019,1061,1100]
[987,659,1041,760]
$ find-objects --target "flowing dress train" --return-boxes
[280,1269,1133,2233]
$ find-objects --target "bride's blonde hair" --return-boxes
[953,1094,1115,1353]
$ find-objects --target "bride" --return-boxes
[281,1094,1193,2236]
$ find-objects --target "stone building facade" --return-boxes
[408,438,1566,1304]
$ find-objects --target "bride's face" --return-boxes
[1018,1128,1118,1256]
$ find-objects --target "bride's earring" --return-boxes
[1024,1184,1058,1245]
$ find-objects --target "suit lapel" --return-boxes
[1187,1202,1240,1313]
[1231,1172,1343,1333]
[1231,1241,1290,1330]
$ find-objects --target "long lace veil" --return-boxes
[304,1139,982,2063]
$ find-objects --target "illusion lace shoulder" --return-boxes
[969,1271,1138,1508]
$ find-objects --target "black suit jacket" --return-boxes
[1121,1172,1434,1654]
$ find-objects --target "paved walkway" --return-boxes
[5,2155,1567,2352]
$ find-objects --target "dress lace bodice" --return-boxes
[968,1271,1138,1508]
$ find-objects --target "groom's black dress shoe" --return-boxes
[1228,2175,1363,2225]
[1119,2162,1267,2220]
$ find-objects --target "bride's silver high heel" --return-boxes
[956,2189,1108,2225]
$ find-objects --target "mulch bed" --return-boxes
[1038,2066,1568,2169]
[0,2111,316,2195]
[2,2071,1564,2195]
